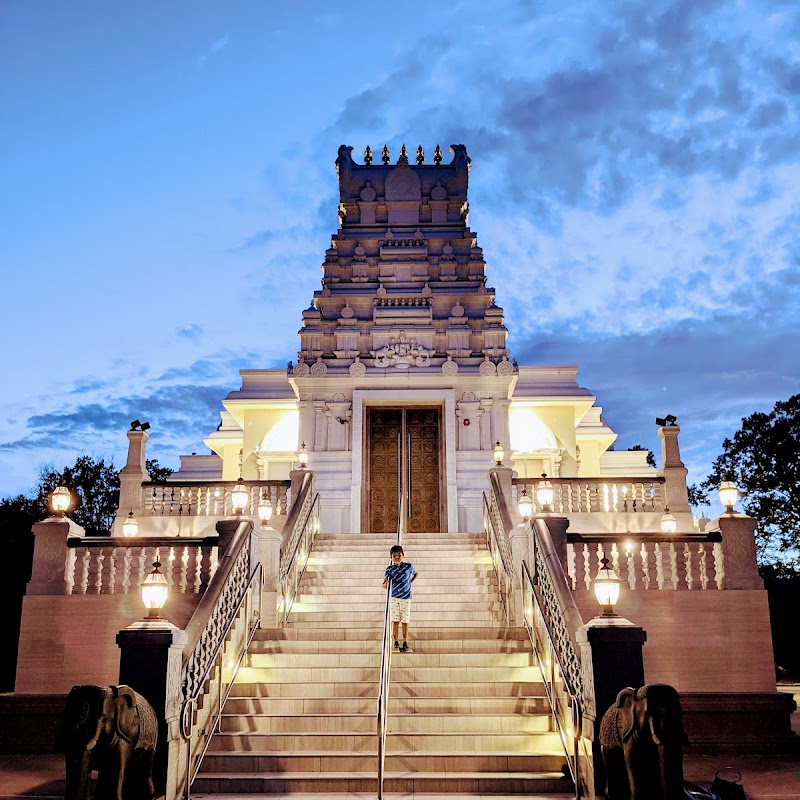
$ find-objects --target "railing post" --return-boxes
[715,512,763,589]
[28,517,84,595]
[658,425,690,514]
[116,624,188,800]
[535,515,570,577]
[254,523,282,627]
[115,429,151,535]
[576,618,646,798]
[216,519,244,555]
[289,468,308,511]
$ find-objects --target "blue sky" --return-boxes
[1,0,798,512]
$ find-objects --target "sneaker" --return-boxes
[393,641,400,651]
[400,642,412,653]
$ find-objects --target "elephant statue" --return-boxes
[599,684,688,800]
[62,684,157,800]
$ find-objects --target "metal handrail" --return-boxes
[376,579,393,800]
[180,560,263,799]
[482,492,511,626]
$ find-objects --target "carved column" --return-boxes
[119,429,151,518]
[313,401,328,451]
[28,517,85,595]
[658,425,690,513]
[298,400,314,451]
[716,513,763,589]
[480,399,494,450]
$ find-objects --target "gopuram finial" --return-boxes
[433,144,443,165]
[364,145,373,165]
[416,145,425,164]
[398,143,409,164]
[381,145,390,165]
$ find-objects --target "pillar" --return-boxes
[716,513,763,589]
[118,429,151,519]
[658,425,690,514]
[28,517,84,596]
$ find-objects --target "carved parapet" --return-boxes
[28,517,85,595]
[716,513,763,589]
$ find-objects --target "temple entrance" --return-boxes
[364,407,443,534]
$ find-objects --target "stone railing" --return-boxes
[567,534,724,592]
[513,477,666,515]
[141,480,290,518]
[66,536,218,596]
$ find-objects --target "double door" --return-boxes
[365,407,442,534]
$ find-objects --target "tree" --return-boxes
[700,394,800,557]
[627,445,656,468]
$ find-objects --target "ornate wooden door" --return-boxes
[365,407,442,533]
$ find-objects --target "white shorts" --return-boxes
[389,597,411,623]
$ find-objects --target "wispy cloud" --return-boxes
[196,34,230,69]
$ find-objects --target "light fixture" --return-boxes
[122,511,139,538]
[257,496,273,527]
[517,486,533,520]
[50,486,72,517]
[141,561,169,619]
[493,441,504,466]
[660,507,677,534]
[655,415,678,427]
[231,477,249,515]
[593,556,621,617]
[718,481,739,513]
[297,442,309,468]
[536,473,554,513]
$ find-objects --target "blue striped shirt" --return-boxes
[384,562,416,599]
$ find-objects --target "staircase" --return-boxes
[193,532,574,796]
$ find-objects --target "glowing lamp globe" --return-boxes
[718,481,739,513]
[50,486,72,517]
[593,557,621,617]
[258,498,273,526]
[141,561,169,619]
[297,442,309,468]
[517,487,533,520]
[122,511,139,538]
[231,478,248,515]
[492,441,504,465]
[536,474,554,512]
[660,508,677,534]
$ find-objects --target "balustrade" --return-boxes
[66,537,218,596]
[141,480,290,517]
[513,477,665,514]
[566,537,723,591]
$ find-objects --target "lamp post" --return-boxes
[297,442,309,469]
[50,486,72,517]
[492,441,504,466]
[141,561,169,620]
[718,481,740,513]
[122,511,139,538]
[593,556,621,618]
[231,477,249,515]
[535,473,554,513]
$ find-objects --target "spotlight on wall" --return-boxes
[130,419,141,430]
[337,417,349,425]
[141,421,151,432]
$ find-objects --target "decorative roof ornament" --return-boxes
[381,145,390,165]
[364,145,373,165]
[398,143,409,164]
[416,145,425,165]
[433,144,443,165]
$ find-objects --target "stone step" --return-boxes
[192,770,572,795]
[207,730,563,754]
[288,599,504,612]
[246,637,529,654]
[233,665,541,684]
[286,611,502,624]
[219,712,552,734]
[297,576,498,588]
[222,695,550,715]
[246,651,534,668]
[251,626,528,641]
[286,617,504,628]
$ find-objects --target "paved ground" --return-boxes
[1,753,799,799]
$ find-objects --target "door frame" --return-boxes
[351,389,458,533]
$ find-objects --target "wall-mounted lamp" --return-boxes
[297,442,309,468]
[231,477,248,515]
[660,507,677,534]
[536,473,554,513]
[517,486,533,521]
[122,511,139,538]
[258,496,273,528]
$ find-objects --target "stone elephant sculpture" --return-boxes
[600,684,688,800]
[62,684,157,800]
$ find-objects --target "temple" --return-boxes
[13,144,794,799]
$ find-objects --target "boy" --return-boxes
[382,545,417,653]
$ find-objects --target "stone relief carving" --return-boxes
[431,180,447,201]
[371,331,431,369]
[360,181,376,201]
[442,357,459,376]
[478,357,497,376]
[293,361,310,377]
[385,164,422,202]
[349,357,366,377]
[310,358,328,377]
[497,357,514,376]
